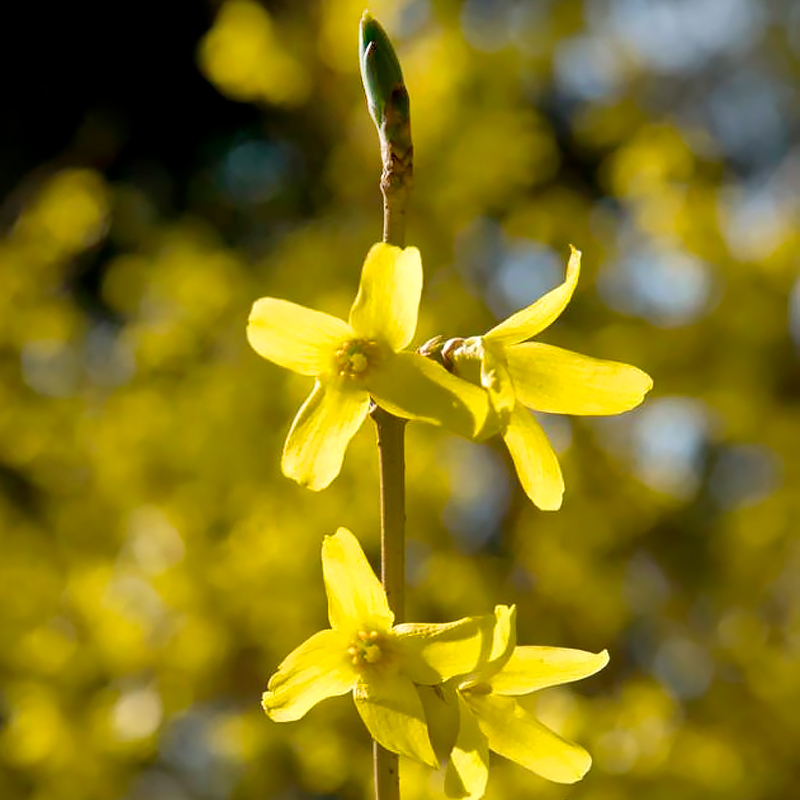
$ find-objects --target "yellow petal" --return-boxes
[417,683,460,764]
[349,243,422,351]
[481,341,515,420]
[466,694,592,784]
[444,696,489,800]
[479,604,517,679]
[368,352,492,439]
[491,648,610,696]
[502,404,564,510]
[281,380,371,491]
[506,343,653,415]
[393,613,498,684]
[247,297,352,375]
[261,629,355,721]
[322,528,394,632]
[484,246,581,346]
[353,673,438,767]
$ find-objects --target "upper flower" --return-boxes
[446,246,653,510]
[262,527,501,766]
[247,243,490,490]
[420,605,609,800]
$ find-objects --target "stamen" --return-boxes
[348,628,386,668]
[336,339,381,378]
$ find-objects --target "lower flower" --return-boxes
[419,606,609,799]
[261,528,502,766]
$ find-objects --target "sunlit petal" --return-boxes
[393,613,497,684]
[262,629,355,722]
[491,648,609,695]
[322,528,394,633]
[465,604,517,684]
[502,404,564,510]
[507,343,653,415]
[349,243,422,350]
[444,696,489,800]
[281,380,370,490]
[466,694,592,784]
[368,352,493,438]
[484,246,581,346]
[247,297,351,375]
[354,673,438,767]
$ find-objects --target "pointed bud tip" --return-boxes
[358,11,405,129]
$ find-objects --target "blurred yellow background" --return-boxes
[2,1,799,799]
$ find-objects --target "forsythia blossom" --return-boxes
[443,246,653,510]
[261,528,502,766]
[247,243,489,490]
[421,605,609,800]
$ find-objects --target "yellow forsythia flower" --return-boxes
[247,243,489,490]
[421,605,609,799]
[446,246,652,510]
[262,528,500,766]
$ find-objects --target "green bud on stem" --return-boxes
[358,11,413,245]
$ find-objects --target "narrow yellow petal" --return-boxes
[478,604,517,680]
[354,673,439,767]
[261,629,355,722]
[491,648,610,696]
[349,243,423,351]
[502,404,564,510]
[281,381,371,491]
[247,297,352,375]
[417,683,460,764]
[393,612,498,684]
[506,342,653,415]
[322,528,394,632]
[368,352,493,439]
[484,246,581,346]
[466,694,592,784]
[444,696,489,800]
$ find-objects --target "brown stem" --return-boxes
[372,78,413,800]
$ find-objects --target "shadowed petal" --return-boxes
[322,528,394,633]
[282,381,371,490]
[262,629,355,722]
[502,404,564,511]
[481,341,515,419]
[349,243,422,350]
[492,648,610,695]
[417,683,460,764]
[484,246,581,346]
[507,343,653,415]
[466,694,592,784]
[444,696,489,800]
[248,298,352,375]
[368,352,493,438]
[354,672,438,767]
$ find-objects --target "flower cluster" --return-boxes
[247,243,652,507]
[263,529,608,798]
[250,239,651,797]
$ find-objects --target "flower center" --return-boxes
[336,339,381,379]
[348,629,385,667]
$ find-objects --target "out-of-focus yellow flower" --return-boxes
[421,605,609,799]
[262,528,499,766]
[247,243,489,490]
[198,0,309,106]
[445,246,652,510]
